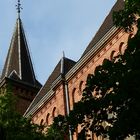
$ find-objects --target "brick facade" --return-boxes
[1,0,136,139]
[29,28,131,140]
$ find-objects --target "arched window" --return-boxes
[52,107,57,118]
[40,119,44,126]
[119,42,124,54]
[46,113,50,125]
[79,81,84,94]
[110,50,115,60]
[72,88,76,105]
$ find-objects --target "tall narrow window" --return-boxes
[119,42,124,54]
[79,81,84,95]
[110,50,115,61]
[72,88,76,105]
[46,113,50,125]
[40,119,44,126]
[52,107,57,118]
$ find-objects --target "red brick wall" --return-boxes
[32,29,133,139]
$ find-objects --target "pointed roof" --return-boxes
[38,57,75,96]
[1,18,41,88]
[81,0,124,57]
[25,56,76,114]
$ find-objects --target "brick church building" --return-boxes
[0,0,135,139]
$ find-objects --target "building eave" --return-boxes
[24,26,121,118]
[65,26,119,81]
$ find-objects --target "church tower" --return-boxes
[0,0,42,114]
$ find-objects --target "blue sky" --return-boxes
[0,0,116,84]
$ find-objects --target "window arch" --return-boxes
[72,88,76,105]
[79,81,84,94]
[52,107,57,118]
[119,42,124,54]
[46,113,50,125]
[40,119,44,126]
[110,50,115,60]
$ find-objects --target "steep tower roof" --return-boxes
[1,17,41,88]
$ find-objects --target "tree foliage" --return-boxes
[46,115,68,140]
[113,0,140,32]
[49,0,140,140]
[0,86,46,140]
[69,26,140,138]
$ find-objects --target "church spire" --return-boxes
[0,1,41,115]
[1,2,41,88]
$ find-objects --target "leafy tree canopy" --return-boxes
[49,0,140,140]
[113,0,140,32]
[0,86,46,140]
